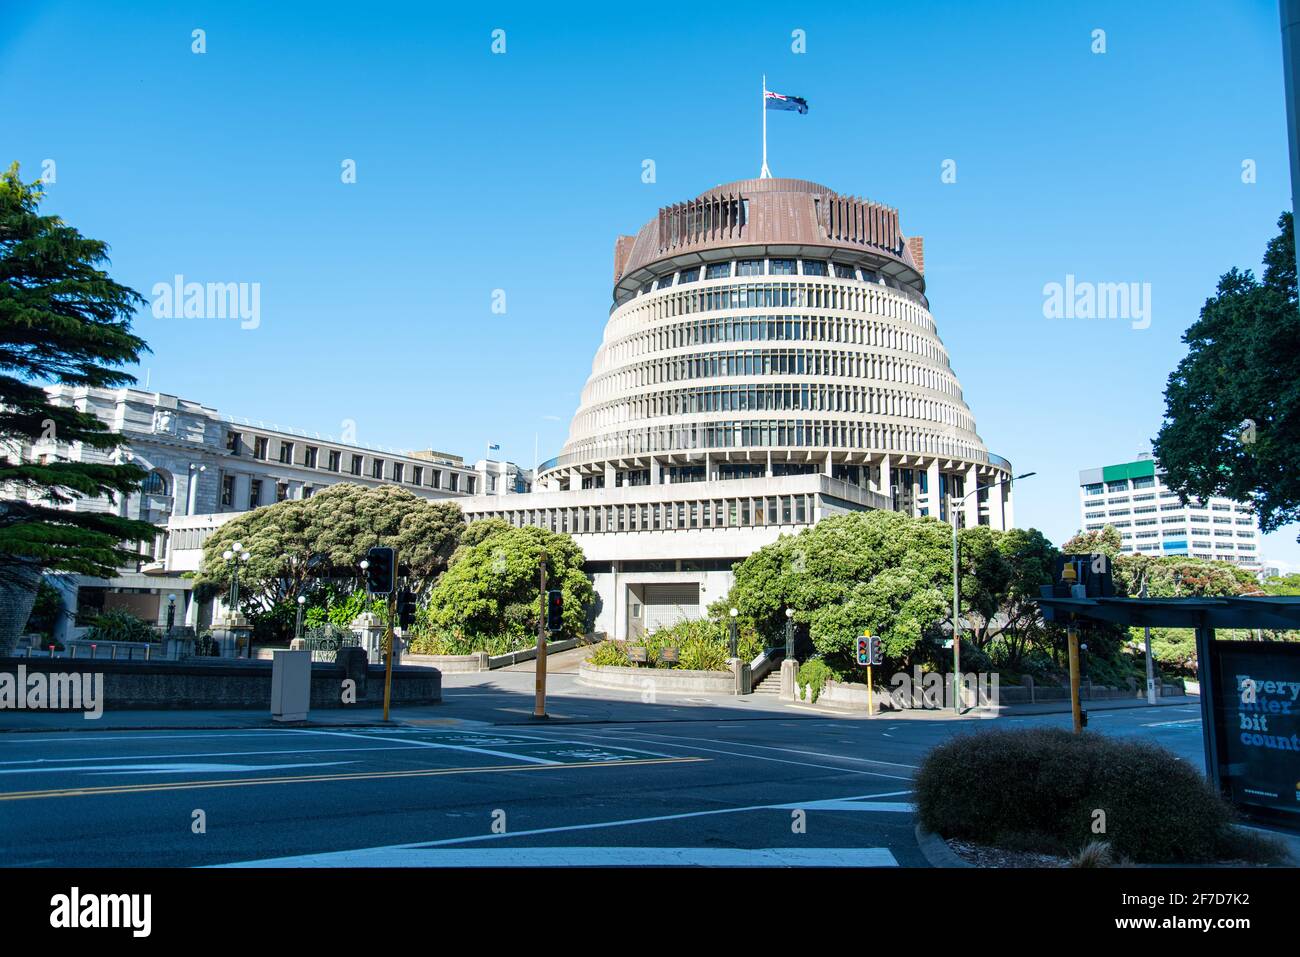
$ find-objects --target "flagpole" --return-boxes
[760,74,771,179]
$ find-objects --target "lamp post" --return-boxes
[1139,576,1157,705]
[950,471,1036,713]
[295,594,307,642]
[784,607,795,659]
[728,607,739,658]
[166,594,176,634]
[221,541,251,619]
[360,558,371,605]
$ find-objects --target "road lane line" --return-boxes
[214,786,915,864]
[534,730,914,780]
[0,743,446,767]
[596,730,921,771]
[297,728,562,765]
[215,846,898,868]
[0,756,705,802]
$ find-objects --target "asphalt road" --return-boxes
[0,670,1210,868]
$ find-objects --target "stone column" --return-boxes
[211,611,252,658]
[879,454,893,510]
[926,459,941,518]
[779,658,799,701]
[992,477,1007,530]
[350,612,386,664]
[964,463,979,528]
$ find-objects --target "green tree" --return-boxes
[1153,212,1300,537]
[959,526,1058,665]
[725,511,954,670]
[0,163,155,649]
[1260,573,1300,596]
[193,484,464,638]
[424,521,593,649]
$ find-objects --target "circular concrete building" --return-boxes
[467,177,1014,639]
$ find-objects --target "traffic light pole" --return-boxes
[533,550,548,719]
[1067,615,1083,733]
[382,590,396,721]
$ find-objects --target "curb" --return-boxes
[914,823,971,868]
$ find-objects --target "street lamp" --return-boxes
[950,471,1036,713]
[295,594,307,642]
[360,558,370,603]
[1139,575,1157,705]
[784,607,795,659]
[222,541,251,617]
[728,607,738,658]
[166,594,176,634]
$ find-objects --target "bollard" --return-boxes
[145,645,151,661]
[111,646,118,660]
[70,646,76,659]
[48,644,55,659]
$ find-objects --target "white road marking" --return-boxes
[299,729,560,766]
[627,732,921,771]
[777,800,913,812]
[524,729,913,780]
[0,744,437,767]
[0,761,353,776]
[213,786,912,865]
[215,846,898,868]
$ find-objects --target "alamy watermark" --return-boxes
[1042,274,1151,330]
[151,275,261,329]
[0,666,103,719]
[887,667,999,715]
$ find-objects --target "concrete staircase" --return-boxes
[752,670,782,695]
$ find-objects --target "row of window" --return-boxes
[613,280,934,342]
[481,494,822,534]
[561,417,985,464]
[217,468,473,511]
[586,348,961,405]
[229,431,471,492]
[576,383,974,438]
[641,259,901,292]
[599,313,953,372]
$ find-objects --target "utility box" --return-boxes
[271,649,312,722]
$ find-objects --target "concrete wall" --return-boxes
[577,660,735,695]
[0,658,440,710]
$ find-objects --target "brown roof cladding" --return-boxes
[614,177,923,288]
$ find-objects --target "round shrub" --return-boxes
[914,727,1239,863]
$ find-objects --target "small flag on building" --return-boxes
[764,90,809,114]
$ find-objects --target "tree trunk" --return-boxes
[0,561,42,656]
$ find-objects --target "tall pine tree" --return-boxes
[1154,212,1300,539]
[0,162,156,649]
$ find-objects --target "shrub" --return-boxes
[84,608,158,644]
[586,640,632,667]
[914,727,1273,864]
[797,658,835,703]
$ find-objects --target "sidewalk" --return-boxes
[0,685,1199,733]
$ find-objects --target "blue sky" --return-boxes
[4,0,1298,566]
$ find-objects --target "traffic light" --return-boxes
[869,636,883,666]
[397,589,417,630]
[856,635,871,666]
[365,546,396,595]
[546,589,563,633]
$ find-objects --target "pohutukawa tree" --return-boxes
[0,163,155,648]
